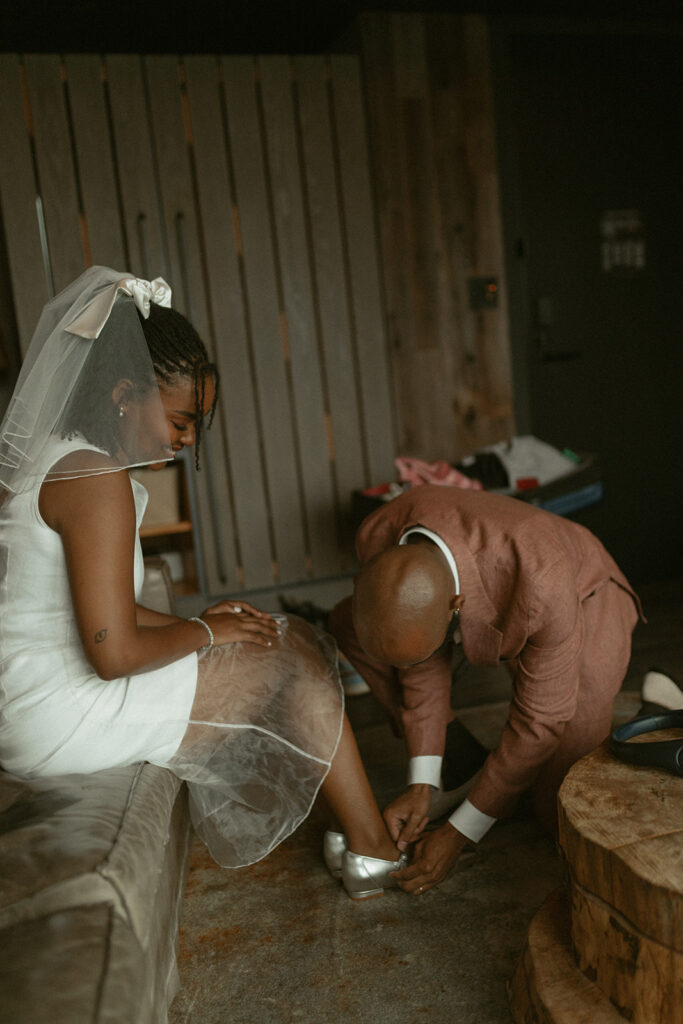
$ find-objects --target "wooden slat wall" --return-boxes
[0,52,395,596]
[358,13,515,461]
[0,59,52,346]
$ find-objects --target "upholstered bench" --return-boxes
[0,559,192,1024]
[0,763,191,1024]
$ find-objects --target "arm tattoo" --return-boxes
[94,629,108,644]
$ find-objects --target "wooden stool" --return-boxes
[509,735,683,1023]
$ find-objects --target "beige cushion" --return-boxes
[0,764,191,1024]
[0,906,144,1024]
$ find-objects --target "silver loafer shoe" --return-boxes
[342,849,409,900]
[323,830,347,879]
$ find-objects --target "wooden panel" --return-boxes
[221,56,307,585]
[359,12,516,463]
[144,55,238,596]
[64,55,127,270]
[259,56,340,578]
[0,56,49,354]
[22,55,84,294]
[293,56,366,559]
[425,11,477,455]
[103,55,167,280]
[425,14,482,460]
[392,13,428,99]
[392,350,459,459]
[392,13,439,372]
[143,58,204,321]
[1,49,395,598]
[358,15,415,360]
[329,55,396,485]
[182,55,274,591]
[457,16,515,436]
[401,96,440,352]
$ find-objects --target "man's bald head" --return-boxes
[352,540,458,667]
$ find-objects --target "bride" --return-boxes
[0,266,406,899]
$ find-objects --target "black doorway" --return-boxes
[495,23,683,583]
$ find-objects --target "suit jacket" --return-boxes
[355,485,641,817]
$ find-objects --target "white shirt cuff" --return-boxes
[448,798,496,843]
[407,755,442,789]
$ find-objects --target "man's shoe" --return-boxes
[642,669,683,711]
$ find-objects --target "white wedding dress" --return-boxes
[0,438,343,867]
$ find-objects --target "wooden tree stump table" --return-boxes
[509,734,683,1023]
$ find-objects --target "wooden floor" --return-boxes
[169,576,683,1024]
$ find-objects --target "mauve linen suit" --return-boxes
[330,485,641,823]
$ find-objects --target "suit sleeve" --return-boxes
[398,650,456,759]
[468,554,585,818]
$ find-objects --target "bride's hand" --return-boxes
[202,599,275,619]
[199,602,282,649]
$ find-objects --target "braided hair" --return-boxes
[139,304,219,470]
[59,298,219,469]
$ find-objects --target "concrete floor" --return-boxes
[168,577,683,1024]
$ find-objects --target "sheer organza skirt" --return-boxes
[162,615,344,868]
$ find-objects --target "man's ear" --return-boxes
[449,594,466,614]
[112,378,134,407]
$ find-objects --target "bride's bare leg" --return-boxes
[321,716,399,860]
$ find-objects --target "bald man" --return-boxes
[329,485,642,895]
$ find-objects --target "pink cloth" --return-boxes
[395,456,483,491]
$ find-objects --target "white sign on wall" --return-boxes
[600,209,646,272]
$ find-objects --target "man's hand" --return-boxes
[390,821,469,894]
[383,784,432,851]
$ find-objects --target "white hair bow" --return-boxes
[66,275,172,339]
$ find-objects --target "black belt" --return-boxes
[609,710,683,777]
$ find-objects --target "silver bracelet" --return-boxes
[189,616,214,651]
